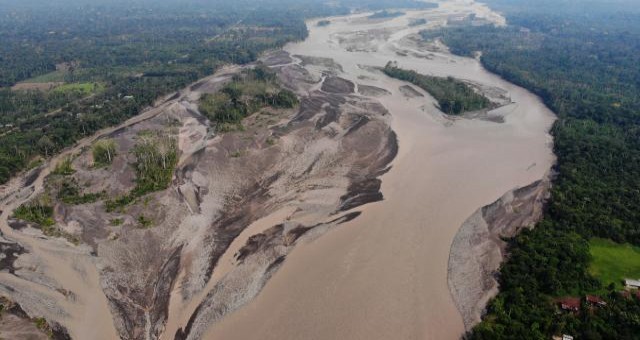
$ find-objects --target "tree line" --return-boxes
[382,61,491,115]
[421,2,640,338]
[0,0,438,185]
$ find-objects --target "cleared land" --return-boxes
[21,70,67,83]
[589,238,640,289]
[51,83,102,95]
[10,70,68,91]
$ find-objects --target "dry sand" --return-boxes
[162,206,298,339]
[205,1,555,339]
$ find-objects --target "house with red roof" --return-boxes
[586,295,607,307]
[558,297,580,312]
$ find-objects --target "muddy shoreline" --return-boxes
[0,52,399,339]
[206,2,555,339]
[0,1,556,339]
[448,173,553,330]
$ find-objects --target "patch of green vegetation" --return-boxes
[105,132,178,213]
[51,82,103,96]
[14,193,79,244]
[27,158,44,170]
[52,157,75,176]
[317,20,331,27]
[34,317,47,329]
[92,139,117,167]
[105,194,135,213]
[383,61,491,114]
[33,317,53,337]
[57,179,105,205]
[136,130,155,138]
[110,218,124,226]
[589,238,640,289]
[13,202,55,227]
[131,133,178,196]
[137,214,153,228]
[368,10,405,19]
[217,122,245,132]
[199,65,298,128]
[409,18,427,27]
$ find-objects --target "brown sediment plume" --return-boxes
[0,2,553,339]
[205,1,554,339]
[165,57,397,339]
[1,40,395,339]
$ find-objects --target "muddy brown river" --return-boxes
[0,1,555,339]
[204,2,555,340]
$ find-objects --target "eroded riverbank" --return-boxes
[0,1,555,339]
[205,1,555,339]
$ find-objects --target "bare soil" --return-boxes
[11,82,63,91]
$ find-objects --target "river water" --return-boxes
[205,1,555,339]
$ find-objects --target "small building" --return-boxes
[586,295,607,307]
[625,278,640,289]
[558,297,580,312]
[553,335,574,340]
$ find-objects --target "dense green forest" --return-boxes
[421,1,640,339]
[0,0,435,184]
[382,62,491,114]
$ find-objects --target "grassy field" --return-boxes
[22,70,67,83]
[589,238,640,289]
[51,83,103,95]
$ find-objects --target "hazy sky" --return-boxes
[2,0,639,16]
